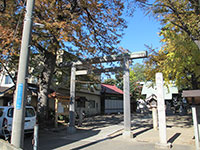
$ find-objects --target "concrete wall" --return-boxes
[76,92,101,116]
[0,139,22,150]
[47,92,101,116]
[104,99,123,114]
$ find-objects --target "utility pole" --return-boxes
[11,0,35,148]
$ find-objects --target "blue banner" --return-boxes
[16,83,23,110]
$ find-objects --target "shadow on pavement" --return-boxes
[24,128,101,150]
[82,115,124,130]
[71,132,122,150]
[133,127,153,137]
[166,115,192,128]
[24,113,192,150]
[167,133,181,144]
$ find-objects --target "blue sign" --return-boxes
[16,83,23,110]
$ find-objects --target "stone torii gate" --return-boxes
[67,51,147,137]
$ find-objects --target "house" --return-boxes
[76,86,101,116]
[0,67,39,107]
[0,86,15,106]
[101,84,123,114]
[141,81,178,100]
[141,81,179,114]
[0,68,15,105]
[48,83,101,118]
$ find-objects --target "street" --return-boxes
[21,114,195,150]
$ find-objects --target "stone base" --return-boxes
[122,131,134,138]
[67,126,76,134]
[155,142,172,149]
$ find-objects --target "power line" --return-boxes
[8,0,26,56]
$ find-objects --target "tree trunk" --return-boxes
[37,51,56,123]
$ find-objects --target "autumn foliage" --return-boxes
[0,0,128,121]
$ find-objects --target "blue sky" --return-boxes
[119,7,162,64]
[102,6,162,81]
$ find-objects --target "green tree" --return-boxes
[131,63,146,81]
[115,63,145,100]
[103,78,117,85]
[141,0,200,90]
[145,27,200,90]
[129,64,145,100]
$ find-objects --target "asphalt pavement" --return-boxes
[24,114,195,150]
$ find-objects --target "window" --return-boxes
[7,108,35,118]
[25,108,35,117]
[96,103,98,109]
[77,101,85,108]
[5,75,12,84]
[0,108,4,117]
[7,108,14,117]
[89,100,95,109]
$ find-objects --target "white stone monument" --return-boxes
[155,73,171,148]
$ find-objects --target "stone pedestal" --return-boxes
[122,131,134,138]
[155,142,172,149]
[152,107,158,130]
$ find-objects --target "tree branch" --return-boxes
[0,59,16,85]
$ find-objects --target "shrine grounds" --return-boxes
[24,113,195,150]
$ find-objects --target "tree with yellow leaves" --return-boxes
[141,0,200,90]
[145,25,200,90]
[144,0,200,49]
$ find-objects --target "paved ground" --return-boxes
[23,113,195,150]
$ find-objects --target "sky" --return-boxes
[102,6,162,81]
[119,6,162,64]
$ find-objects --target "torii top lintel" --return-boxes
[74,51,147,65]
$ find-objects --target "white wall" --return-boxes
[76,92,101,116]
[0,73,14,88]
[105,99,123,114]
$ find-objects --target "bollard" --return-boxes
[152,107,158,130]
[192,105,200,150]
[33,124,39,150]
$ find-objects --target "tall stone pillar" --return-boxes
[67,64,76,134]
[192,105,200,150]
[155,73,171,148]
[123,57,133,138]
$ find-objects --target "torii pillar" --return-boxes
[67,63,76,134]
[66,51,147,135]
[122,56,133,138]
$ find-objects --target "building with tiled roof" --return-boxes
[101,84,124,114]
[101,84,123,95]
